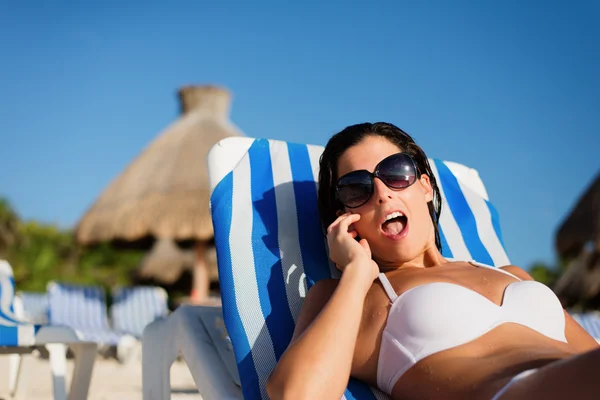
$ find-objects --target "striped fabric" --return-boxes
[18,291,49,325]
[209,138,511,400]
[0,260,38,346]
[111,286,169,338]
[47,282,124,345]
[571,313,600,339]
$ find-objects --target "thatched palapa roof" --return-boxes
[553,172,600,309]
[555,173,600,259]
[137,238,218,284]
[75,85,243,246]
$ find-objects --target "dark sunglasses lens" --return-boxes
[379,154,417,188]
[337,172,372,208]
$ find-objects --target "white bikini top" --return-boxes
[376,260,566,395]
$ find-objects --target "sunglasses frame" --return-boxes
[335,152,420,209]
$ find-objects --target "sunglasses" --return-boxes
[335,152,419,208]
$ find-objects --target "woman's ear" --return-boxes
[419,174,434,202]
[336,209,345,217]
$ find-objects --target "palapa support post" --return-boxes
[191,241,209,304]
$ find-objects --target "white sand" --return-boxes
[0,353,202,400]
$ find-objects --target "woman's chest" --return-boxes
[385,266,519,307]
[352,267,519,372]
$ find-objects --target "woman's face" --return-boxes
[336,135,435,267]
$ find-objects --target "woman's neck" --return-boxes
[377,245,446,272]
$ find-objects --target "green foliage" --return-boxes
[0,198,19,252]
[0,197,144,292]
[529,261,561,286]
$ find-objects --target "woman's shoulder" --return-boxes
[290,279,340,342]
[306,278,339,301]
[499,265,534,281]
[466,259,534,281]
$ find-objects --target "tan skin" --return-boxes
[266,136,600,400]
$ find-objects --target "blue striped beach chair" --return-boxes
[571,312,600,341]
[208,137,511,400]
[17,291,50,325]
[1,260,98,400]
[1,261,39,347]
[111,286,169,338]
[47,281,136,362]
[142,136,512,400]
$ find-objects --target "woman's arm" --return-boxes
[501,265,599,352]
[266,265,372,400]
[563,311,600,351]
[267,213,378,400]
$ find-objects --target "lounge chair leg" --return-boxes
[8,353,21,396]
[176,306,242,400]
[142,318,179,400]
[116,334,138,364]
[12,353,34,400]
[46,343,68,400]
[67,342,97,400]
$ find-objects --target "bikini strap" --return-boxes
[468,260,521,281]
[378,273,398,302]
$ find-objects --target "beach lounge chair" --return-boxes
[571,312,600,342]
[142,304,241,400]
[142,136,511,400]
[17,291,49,325]
[47,281,137,363]
[1,260,97,400]
[110,285,169,338]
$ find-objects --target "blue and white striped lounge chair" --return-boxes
[17,291,50,325]
[47,281,137,362]
[111,286,169,338]
[1,261,39,348]
[1,260,98,400]
[142,136,512,400]
[142,303,241,400]
[571,312,600,342]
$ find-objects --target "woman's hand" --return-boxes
[326,213,379,282]
[268,214,378,400]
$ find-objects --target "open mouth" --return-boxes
[381,211,409,237]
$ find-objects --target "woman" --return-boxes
[266,122,600,400]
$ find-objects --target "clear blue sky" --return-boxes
[1,1,598,270]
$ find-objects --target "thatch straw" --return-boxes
[553,172,600,308]
[555,173,600,259]
[75,85,243,245]
[137,238,218,284]
[553,246,600,308]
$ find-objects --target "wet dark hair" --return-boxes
[317,122,443,251]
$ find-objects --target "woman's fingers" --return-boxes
[328,212,352,233]
[328,213,360,236]
[340,216,361,235]
[340,213,361,226]
[359,238,371,258]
